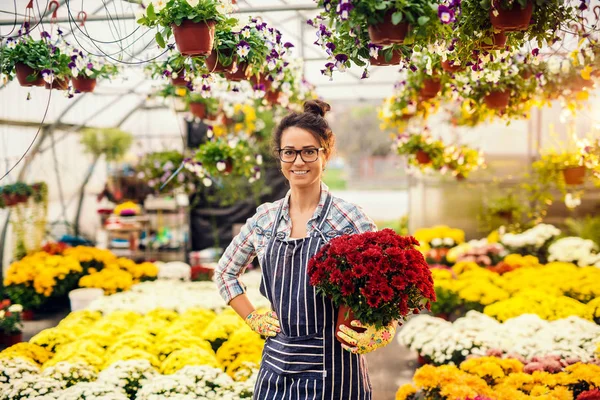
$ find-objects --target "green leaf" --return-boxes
[392,12,403,25]
[155,32,166,48]
[417,16,430,26]
[375,2,388,10]
[146,3,156,21]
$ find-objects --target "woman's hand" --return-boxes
[337,320,397,354]
[245,310,281,337]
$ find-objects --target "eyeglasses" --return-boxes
[277,147,324,163]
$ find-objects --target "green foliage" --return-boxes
[136,150,199,195]
[188,93,220,115]
[565,216,600,247]
[430,286,462,317]
[374,216,409,235]
[0,36,50,79]
[396,133,445,169]
[80,128,133,161]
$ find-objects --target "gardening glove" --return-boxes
[245,310,281,337]
[337,320,397,355]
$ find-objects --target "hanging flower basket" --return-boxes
[495,211,513,220]
[368,10,409,45]
[222,159,234,175]
[224,62,249,81]
[172,20,216,56]
[456,174,466,181]
[45,78,70,91]
[189,102,207,119]
[336,304,366,347]
[370,49,403,66]
[441,60,465,73]
[21,310,34,321]
[490,1,534,32]
[15,63,44,87]
[249,74,272,92]
[484,90,511,110]
[1,332,23,347]
[419,78,441,100]
[480,32,507,50]
[72,76,97,93]
[415,150,432,164]
[265,90,280,105]
[562,166,586,185]
[1,193,19,207]
[170,71,188,87]
[205,50,236,73]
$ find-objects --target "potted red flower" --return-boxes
[307,229,436,345]
[0,300,24,347]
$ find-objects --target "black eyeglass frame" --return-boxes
[277,147,325,163]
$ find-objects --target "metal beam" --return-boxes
[0,118,83,130]
[0,5,319,26]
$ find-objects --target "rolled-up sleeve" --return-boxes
[214,213,258,304]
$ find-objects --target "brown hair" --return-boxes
[272,100,335,160]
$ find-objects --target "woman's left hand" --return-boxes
[337,320,397,355]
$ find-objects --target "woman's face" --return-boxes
[279,126,327,189]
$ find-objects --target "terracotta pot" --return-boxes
[441,60,465,73]
[170,71,188,87]
[21,310,34,321]
[496,211,513,220]
[1,193,19,207]
[419,78,441,100]
[189,102,207,119]
[368,10,409,45]
[490,1,533,32]
[205,50,236,73]
[45,77,70,90]
[484,90,511,110]
[72,76,97,92]
[570,76,594,92]
[172,19,216,56]
[456,174,466,181]
[222,159,234,175]
[415,150,431,165]
[15,63,45,87]
[224,62,249,81]
[369,49,403,66]
[417,353,430,366]
[336,304,366,347]
[1,332,23,347]
[265,90,280,105]
[249,74,272,92]
[400,113,415,121]
[480,32,507,51]
[521,69,533,80]
[15,194,29,204]
[562,166,586,185]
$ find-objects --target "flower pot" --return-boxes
[419,78,441,100]
[224,62,249,81]
[490,1,534,32]
[441,60,465,73]
[368,10,409,45]
[21,310,34,321]
[205,50,236,73]
[335,304,366,347]
[249,74,272,92]
[15,194,29,204]
[189,102,207,119]
[15,63,45,87]
[265,90,280,105]
[484,90,511,110]
[456,174,466,181]
[45,77,70,90]
[415,150,431,165]
[172,19,216,56]
[400,113,415,121]
[417,353,430,366]
[480,32,507,51]
[1,332,23,347]
[521,69,533,80]
[72,76,97,93]
[570,76,594,92]
[496,211,513,220]
[1,193,19,207]
[562,166,586,185]
[369,49,403,66]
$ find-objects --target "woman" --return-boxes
[215,100,396,399]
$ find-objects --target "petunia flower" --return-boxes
[438,5,455,24]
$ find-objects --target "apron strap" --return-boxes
[270,198,286,237]
[316,193,333,231]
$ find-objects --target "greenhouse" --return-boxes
[0,0,599,399]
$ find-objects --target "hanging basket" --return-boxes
[369,49,403,66]
[1,332,23,347]
[335,304,366,347]
[21,310,34,321]
[45,78,70,91]
[480,32,507,51]
[72,76,97,93]
[265,90,280,105]
[419,78,441,100]
[1,193,19,207]
[415,150,431,165]
[562,166,586,185]
[456,174,466,181]
[484,90,511,110]
[490,1,534,32]
[205,50,236,73]
[15,63,45,87]
[224,62,249,81]
[172,19,216,56]
[249,74,273,92]
[170,71,188,87]
[368,10,409,46]
[222,159,234,175]
[441,60,465,73]
[189,102,207,119]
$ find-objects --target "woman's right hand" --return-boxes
[245,310,281,337]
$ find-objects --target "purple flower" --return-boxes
[86,62,93,70]
[325,42,336,55]
[449,0,461,8]
[307,19,315,27]
[57,28,63,35]
[368,43,382,58]
[68,61,76,69]
[361,69,369,79]
[283,42,294,49]
[438,6,455,24]
[40,31,51,39]
[532,48,539,56]
[162,70,171,77]
[409,65,417,72]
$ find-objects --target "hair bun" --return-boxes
[304,100,331,117]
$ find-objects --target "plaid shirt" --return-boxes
[215,182,377,303]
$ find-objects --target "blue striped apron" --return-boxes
[254,193,372,400]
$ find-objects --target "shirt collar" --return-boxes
[281,182,330,222]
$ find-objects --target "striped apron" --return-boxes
[254,194,372,400]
